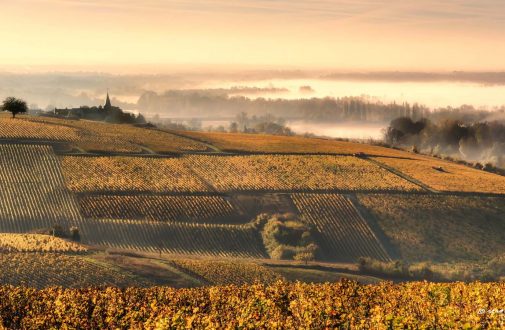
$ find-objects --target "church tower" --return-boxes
[104,90,112,110]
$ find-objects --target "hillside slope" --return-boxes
[0,144,83,232]
[0,115,504,272]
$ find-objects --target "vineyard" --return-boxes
[79,195,240,223]
[172,259,284,285]
[79,219,267,258]
[186,155,420,192]
[0,280,503,329]
[0,115,80,141]
[0,234,87,253]
[1,114,504,293]
[292,193,391,262]
[61,154,420,193]
[357,194,505,262]
[61,156,210,193]
[0,144,83,233]
[177,130,423,158]
[23,115,210,153]
[376,156,505,194]
[0,253,148,288]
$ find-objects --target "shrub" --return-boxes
[257,213,319,261]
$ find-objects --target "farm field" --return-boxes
[0,240,381,288]
[0,114,209,153]
[292,193,391,262]
[0,234,87,252]
[357,194,505,262]
[0,253,149,288]
[61,156,210,193]
[79,195,240,223]
[0,281,503,329]
[177,130,424,158]
[0,114,80,141]
[61,154,421,193]
[93,254,205,287]
[0,144,83,233]
[0,115,504,294]
[187,155,420,192]
[269,266,381,284]
[26,115,210,153]
[172,259,283,285]
[79,219,267,258]
[375,156,505,194]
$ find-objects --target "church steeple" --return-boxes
[104,89,112,109]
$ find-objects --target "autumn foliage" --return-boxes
[0,280,504,329]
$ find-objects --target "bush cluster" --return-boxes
[254,213,319,262]
[358,256,505,282]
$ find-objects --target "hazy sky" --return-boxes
[1,0,504,71]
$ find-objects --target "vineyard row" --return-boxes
[292,193,391,262]
[61,154,421,193]
[0,145,83,232]
[78,195,241,224]
[0,253,148,288]
[79,219,268,259]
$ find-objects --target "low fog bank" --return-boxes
[323,71,505,85]
[385,110,505,169]
[0,71,311,110]
[3,70,505,111]
[138,90,425,122]
[287,121,385,140]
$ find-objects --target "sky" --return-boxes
[1,0,505,72]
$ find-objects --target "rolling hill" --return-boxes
[0,113,504,286]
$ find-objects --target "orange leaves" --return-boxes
[1,280,504,329]
[376,156,505,194]
[187,155,420,192]
[61,156,210,193]
[0,234,87,253]
[22,115,208,153]
[172,259,283,285]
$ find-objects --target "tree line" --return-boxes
[384,116,505,170]
[137,90,430,122]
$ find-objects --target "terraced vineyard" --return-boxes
[1,114,504,277]
[292,193,391,262]
[0,234,87,252]
[61,156,210,193]
[79,195,240,223]
[61,155,419,193]
[0,114,81,141]
[357,194,505,262]
[0,253,148,288]
[177,130,424,158]
[0,144,83,232]
[376,156,505,194]
[25,115,209,153]
[80,219,267,258]
[187,155,420,192]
